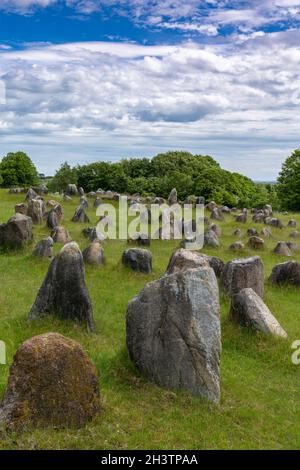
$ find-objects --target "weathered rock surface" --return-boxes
[80,196,89,209]
[122,248,152,273]
[210,207,224,221]
[27,198,45,224]
[126,267,221,402]
[29,242,96,332]
[166,249,209,274]
[51,226,71,244]
[288,219,297,228]
[0,213,33,248]
[273,242,292,256]
[261,227,272,238]
[233,228,242,237]
[32,237,54,259]
[71,206,90,223]
[66,184,78,196]
[247,236,264,250]
[83,241,105,266]
[15,203,28,215]
[25,188,38,202]
[0,333,100,431]
[230,288,287,337]
[204,229,219,248]
[229,241,245,252]
[46,209,59,230]
[221,256,264,298]
[168,188,178,205]
[269,261,300,286]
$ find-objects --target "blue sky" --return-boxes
[0,1,300,178]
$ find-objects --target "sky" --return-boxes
[0,2,300,179]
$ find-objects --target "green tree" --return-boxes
[277,150,300,210]
[48,162,78,192]
[0,151,39,187]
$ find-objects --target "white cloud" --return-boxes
[0,30,300,178]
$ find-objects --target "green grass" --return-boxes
[0,189,300,450]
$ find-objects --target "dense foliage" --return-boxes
[73,151,277,208]
[277,150,300,211]
[48,162,78,193]
[0,152,39,187]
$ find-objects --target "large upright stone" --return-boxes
[72,206,90,223]
[29,242,96,332]
[32,237,54,259]
[221,256,264,298]
[269,261,300,286]
[168,188,178,205]
[66,184,78,196]
[126,267,221,402]
[230,288,287,338]
[51,226,71,244]
[122,248,152,273]
[166,249,209,274]
[25,187,38,202]
[0,333,100,431]
[0,213,32,248]
[27,198,45,224]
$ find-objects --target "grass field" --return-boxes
[0,188,300,450]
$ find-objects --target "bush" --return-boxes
[0,152,39,187]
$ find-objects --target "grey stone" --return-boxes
[168,188,178,205]
[221,256,264,298]
[27,198,45,224]
[29,242,96,332]
[32,237,54,259]
[273,242,292,256]
[269,261,300,286]
[83,241,105,266]
[51,226,71,244]
[0,213,33,248]
[126,267,221,402]
[122,248,152,273]
[230,288,287,338]
[72,206,90,223]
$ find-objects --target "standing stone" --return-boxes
[261,227,272,238]
[0,213,33,248]
[221,256,264,298]
[247,228,258,236]
[66,184,78,196]
[289,231,300,238]
[206,201,217,212]
[25,187,38,202]
[51,226,71,244]
[247,236,264,250]
[166,249,209,274]
[229,241,245,252]
[265,217,284,229]
[208,223,222,237]
[29,242,96,332]
[235,210,247,223]
[168,188,178,205]
[72,206,90,223]
[80,196,89,209]
[79,187,85,196]
[210,207,224,221]
[0,333,100,431]
[273,242,292,256]
[204,229,220,248]
[288,219,297,228]
[287,241,299,252]
[230,288,287,338]
[269,261,300,286]
[122,248,152,273]
[15,203,28,215]
[46,209,59,230]
[27,198,45,224]
[233,228,242,237]
[126,267,221,402]
[83,241,105,266]
[94,197,102,208]
[32,237,54,259]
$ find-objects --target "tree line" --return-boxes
[1,149,300,210]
